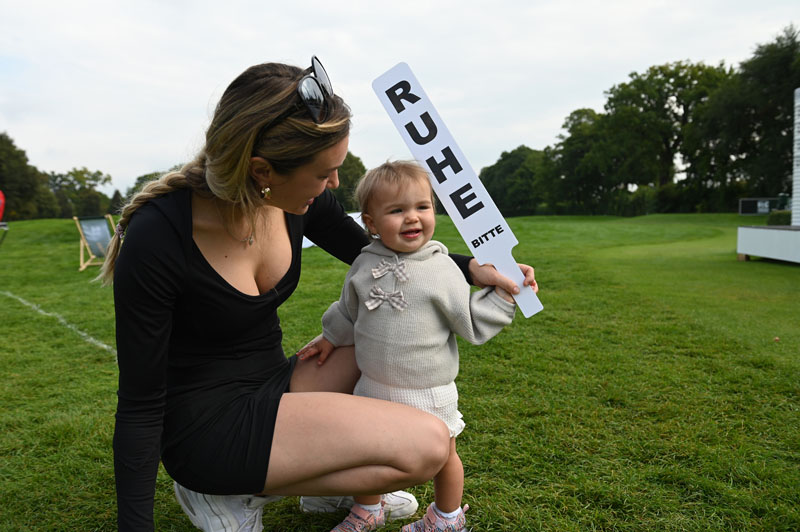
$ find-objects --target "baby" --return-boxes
[304,160,517,532]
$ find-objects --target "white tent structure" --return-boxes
[737,88,800,264]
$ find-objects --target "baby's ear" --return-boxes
[362,213,377,236]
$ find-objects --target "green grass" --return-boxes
[1,213,798,531]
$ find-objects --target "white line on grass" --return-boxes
[1,290,117,359]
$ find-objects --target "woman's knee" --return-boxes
[409,416,450,482]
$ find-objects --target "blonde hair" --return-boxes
[99,62,351,284]
[355,160,433,223]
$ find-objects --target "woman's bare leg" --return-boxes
[289,345,360,394]
[257,346,448,498]
[260,346,449,495]
[262,392,449,495]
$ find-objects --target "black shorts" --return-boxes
[161,355,298,494]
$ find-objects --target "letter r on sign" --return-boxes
[385,80,421,113]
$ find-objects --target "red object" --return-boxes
[0,190,5,222]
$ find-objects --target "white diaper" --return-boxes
[354,374,465,437]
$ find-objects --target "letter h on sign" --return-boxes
[373,63,543,317]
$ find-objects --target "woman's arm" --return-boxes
[302,190,369,264]
[112,205,185,532]
[303,189,538,290]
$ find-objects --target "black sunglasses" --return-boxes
[259,55,334,136]
[297,55,333,123]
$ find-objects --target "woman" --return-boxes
[101,57,537,532]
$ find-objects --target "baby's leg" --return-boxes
[400,438,466,532]
[330,494,384,531]
[433,437,463,512]
[354,494,382,506]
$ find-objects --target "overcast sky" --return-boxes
[1,0,797,196]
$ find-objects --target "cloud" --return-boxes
[0,0,796,195]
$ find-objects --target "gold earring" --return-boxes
[261,186,271,199]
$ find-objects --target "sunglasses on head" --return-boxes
[298,55,333,123]
[258,55,333,138]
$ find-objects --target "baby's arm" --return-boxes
[436,257,517,345]
[296,334,337,365]
[299,260,363,365]
[304,265,364,365]
[463,286,517,344]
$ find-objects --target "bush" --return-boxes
[767,210,791,225]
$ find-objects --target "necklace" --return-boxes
[214,199,254,246]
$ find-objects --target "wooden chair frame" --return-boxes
[73,214,114,271]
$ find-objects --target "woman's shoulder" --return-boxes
[125,188,192,256]
[129,189,190,231]
[114,190,190,299]
[140,188,190,219]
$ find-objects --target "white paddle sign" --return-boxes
[372,63,543,317]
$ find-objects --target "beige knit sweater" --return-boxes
[322,240,516,389]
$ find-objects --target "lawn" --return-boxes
[0,213,798,531]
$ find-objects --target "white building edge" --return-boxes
[737,88,800,264]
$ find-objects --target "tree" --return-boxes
[480,145,538,216]
[596,106,665,190]
[332,151,366,211]
[737,25,800,196]
[604,61,732,188]
[108,189,125,215]
[126,170,165,198]
[505,149,549,216]
[74,187,104,216]
[688,25,800,201]
[33,174,59,218]
[49,167,112,217]
[547,109,629,214]
[54,189,73,218]
[0,132,49,220]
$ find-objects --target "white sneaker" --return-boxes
[299,491,419,521]
[174,481,282,532]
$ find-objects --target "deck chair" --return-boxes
[73,214,114,271]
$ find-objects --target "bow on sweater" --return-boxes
[365,286,408,311]
[372,257,409,282]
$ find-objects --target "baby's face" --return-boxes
[363,178,436,254]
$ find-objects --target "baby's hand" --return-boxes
[296,334,337,365]
[495,286,516,304]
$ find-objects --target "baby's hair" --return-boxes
[354,160,434,219]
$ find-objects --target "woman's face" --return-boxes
[265,136,349,215]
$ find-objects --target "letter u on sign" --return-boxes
[372,63,543,317]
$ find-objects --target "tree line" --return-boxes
[0,133,125,221]
[0,132,366,222]
[481,25,800,216]
[1,26,797,222]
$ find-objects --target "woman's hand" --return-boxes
[296,334,337,366]
[469,260,538,295]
